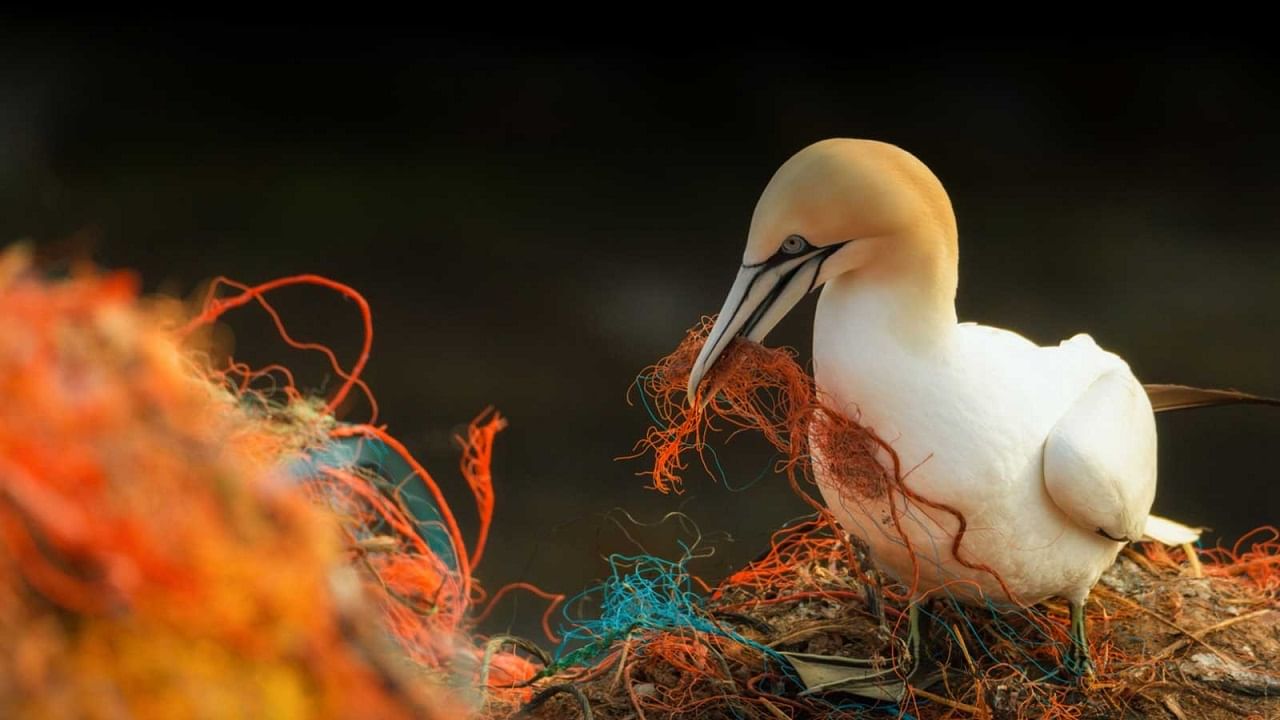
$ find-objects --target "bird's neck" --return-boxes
[817,257,958,355]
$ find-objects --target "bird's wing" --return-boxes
[1043,369,1157,543]
[1144,383,1280,412]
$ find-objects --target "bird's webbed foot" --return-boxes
[1064,600,1097,681]
[848,533,888,631]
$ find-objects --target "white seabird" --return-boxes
[684,138,1263,675]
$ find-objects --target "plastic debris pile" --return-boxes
[520,518,1280,719]
[0,247,554,718]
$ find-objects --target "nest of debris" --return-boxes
[506,318,1280,720]
[517,517,1279,719]
[0,249,548,718]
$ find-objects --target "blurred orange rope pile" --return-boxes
[0,246,560,718]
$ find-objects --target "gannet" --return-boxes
[685,138,1227,675]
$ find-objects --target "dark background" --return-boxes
[3,25,1278,638]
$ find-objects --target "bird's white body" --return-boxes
[686,139,1177,620]
[812,274,1157,607]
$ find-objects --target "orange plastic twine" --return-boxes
[181,274,376,417]
[0,251,455,717]
[0,249,563,717]
[184,273,569,685]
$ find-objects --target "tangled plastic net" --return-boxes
[0,246,560,718]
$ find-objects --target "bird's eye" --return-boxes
[781,235,808,255]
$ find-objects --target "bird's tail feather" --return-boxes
[1142,514,1203,545]
[1144,383,1280,413]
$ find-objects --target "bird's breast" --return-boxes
[813,289,1067,493]
[810,280,1125,603]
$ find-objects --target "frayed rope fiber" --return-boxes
[0,246,562,718]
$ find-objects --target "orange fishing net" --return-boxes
[0,246,556,718]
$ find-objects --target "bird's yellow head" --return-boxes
[688,139,959,403]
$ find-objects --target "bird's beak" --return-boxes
[686,246,839,404]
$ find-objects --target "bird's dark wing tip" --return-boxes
[1144,383,1280,413]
